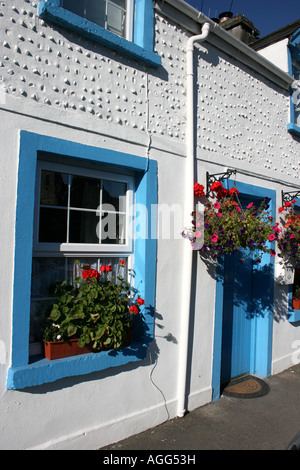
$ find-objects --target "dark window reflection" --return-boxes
[70,175,100,210]
[102,180,126,212]
[39,207,67,243]
[40,171,68,207]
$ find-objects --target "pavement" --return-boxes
[100,363,300,451]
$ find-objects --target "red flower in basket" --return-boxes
[194,183,205,197]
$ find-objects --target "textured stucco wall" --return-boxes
[1,3,298,179]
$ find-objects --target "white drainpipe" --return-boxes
[177,22,210,418]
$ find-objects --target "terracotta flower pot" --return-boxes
[44,339,91,360]
[292,298,300,310]
[44,328,134,360]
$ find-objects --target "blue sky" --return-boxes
[184,0,300,38]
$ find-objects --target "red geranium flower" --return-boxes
[82,268,100,279]
[129,305,139,315]
[194,183,205,197]
[211,181,223,192]
[82,270,89,279]
[136,298,145,305]
[229,187,239,196]
[100,265,112,272]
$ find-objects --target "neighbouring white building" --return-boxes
[0,0,299,450]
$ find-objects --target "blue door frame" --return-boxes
[212,181,275,401]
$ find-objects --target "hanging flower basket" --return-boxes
[183,181,276,262]
[277,201,300,265]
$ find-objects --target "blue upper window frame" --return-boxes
[38,0,161,68]
[7,132,157,390]
[287,27,300,137]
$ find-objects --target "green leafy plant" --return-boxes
[43,260,144,351]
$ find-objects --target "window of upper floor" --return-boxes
[287,27,300,137]
[61,0,131,40]
[38,0,161,68]
[291,58,300,126]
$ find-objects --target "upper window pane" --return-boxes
[39,207,67,243]
[70,175,100,210]
[102,180,126,212]
[69,210,100,243]
[40,170,68,207]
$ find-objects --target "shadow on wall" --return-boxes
[199,251,291,323]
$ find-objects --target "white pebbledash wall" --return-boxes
[0,0,299,449]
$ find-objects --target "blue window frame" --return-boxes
[287,27,300,137]
[38,0,161,68]
[7,132,157,389]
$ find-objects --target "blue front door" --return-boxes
[212,182,275,401]
[221,252,253,382]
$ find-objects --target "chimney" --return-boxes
[217,12,260,44]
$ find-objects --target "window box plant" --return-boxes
[43,260,144,360]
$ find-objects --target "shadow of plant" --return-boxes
[200,251,289,322]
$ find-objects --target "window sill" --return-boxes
[38,2,161,68]
[287,123,300,137]
[289,309,300,323]
[7,341,147,390]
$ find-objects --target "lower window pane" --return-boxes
[69,210,99,244]
[62,0,84,17]
[39,207,67,243]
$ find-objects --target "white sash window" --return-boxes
[30,159,134,353]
